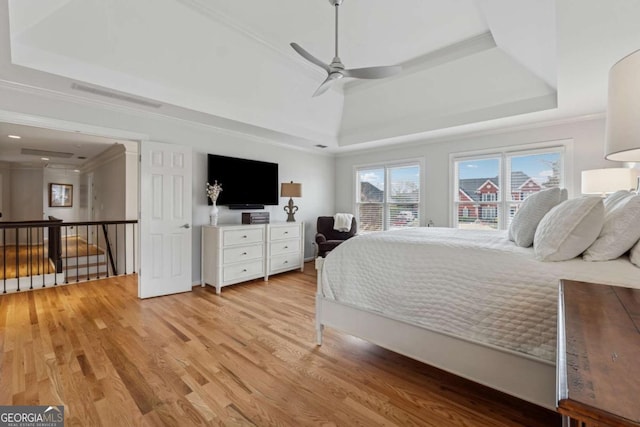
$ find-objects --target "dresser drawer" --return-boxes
[270,239,300,256]
[223,244,263,264]
[269,253,301,272]
[223,227,264,246]
[223,260,264,282]
[270,225,300,241]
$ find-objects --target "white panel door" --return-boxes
[139,141,192,298]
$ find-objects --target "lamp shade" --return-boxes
[281,182,302,198]
[581,168,637,195]
[605,49,640,161]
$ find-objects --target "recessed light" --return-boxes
[8,135,21,139]
[41,157,50,161]
[73,169,80,173]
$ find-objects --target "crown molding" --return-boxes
[335,111,605,157]
[80,143,126,173]
[0,79,331,155]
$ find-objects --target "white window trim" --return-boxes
[353,157,424,230]
[449,139,574,229]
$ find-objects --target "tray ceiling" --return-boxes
[2,0,640,152]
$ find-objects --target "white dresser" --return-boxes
[266,222,304,280]
[201,222,304,294]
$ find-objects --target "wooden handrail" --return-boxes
[0,219,137,229]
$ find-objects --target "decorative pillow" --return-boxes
[508,187,562,247]
[603,190,632,211]
[630,240,640,268]
[583,194,640,261]
[533,196,604,261]
[560,188,568,201]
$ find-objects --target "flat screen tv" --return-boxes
[207,154,279,209]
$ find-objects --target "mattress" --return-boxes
[320,227,640,363]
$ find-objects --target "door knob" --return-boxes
[181,224,190,229]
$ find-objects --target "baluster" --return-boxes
[105,224,110,278]
[15,227,20,291]
[3,228,6,293]
[124,223,128,275]
[76,228,80,282]
[29,227,33,290]
[53,223,58,287]
[65,226,69,284]
[86,224,90,281]
[41,227,45,288]
[131,222,138,273]
[96,224,100,279]
[115,223,119,276]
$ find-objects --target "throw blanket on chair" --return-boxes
[333,213,354,232]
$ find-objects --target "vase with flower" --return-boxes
[206,181,223,226]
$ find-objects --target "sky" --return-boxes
[358,153,560,190]
[458,153,560,184]
[359,165,419,190]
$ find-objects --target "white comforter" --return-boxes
[320,227,640,362]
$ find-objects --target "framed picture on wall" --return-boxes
[49,183,73,207]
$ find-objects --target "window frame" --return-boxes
[449,140,573,230]
[354,158,423,233]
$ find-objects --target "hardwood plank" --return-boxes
[0,264,560,426]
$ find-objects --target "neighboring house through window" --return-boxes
[356,161,421,233]
[452,145,566,230]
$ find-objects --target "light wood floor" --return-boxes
[0,263,561,426]
[0,236,104,279]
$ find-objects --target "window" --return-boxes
[356,162,421,233]
[453,147,564,230]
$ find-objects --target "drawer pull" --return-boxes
[242,235,247,238]
[242,252,247,255]
[284,246,288,249]
[242,269,247,272]
[284,231,289,234]
[283,261,288,264]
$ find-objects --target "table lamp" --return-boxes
[281,181,302,222]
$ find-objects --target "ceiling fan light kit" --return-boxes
[291,0,402,97]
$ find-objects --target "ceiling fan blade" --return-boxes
[312,73,342,97]
[343,65,402,79]
[290,43,330,72]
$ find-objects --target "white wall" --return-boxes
[89,146,126,222]
[0,84,335,283]
[0,161,8,221]
[43,168,81,221]
[335,116,622,227]
[10,167,43,221]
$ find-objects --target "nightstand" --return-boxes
[557,280,640,427]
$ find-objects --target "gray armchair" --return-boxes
[315,216,357,257]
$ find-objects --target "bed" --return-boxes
[314,227,640,410]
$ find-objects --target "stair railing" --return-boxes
[0,219,137,294]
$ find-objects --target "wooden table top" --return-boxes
[558,280,640,426]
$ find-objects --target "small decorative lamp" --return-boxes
[281,181,302,222]
[581,168,637,196]
[605,48,640,190]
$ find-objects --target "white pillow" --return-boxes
[533,196,604,261]
[630,240,640,267]
[509,187,562,247]
[560,188,568,201]
[604,190,632,211]
[583,194,640,261]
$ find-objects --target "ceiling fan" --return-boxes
[290,0,402,97]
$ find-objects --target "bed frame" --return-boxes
[315,257,557,411]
